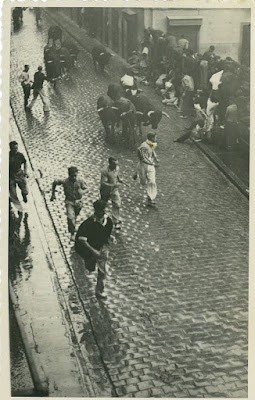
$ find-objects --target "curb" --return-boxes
[43,9,249,200]
[9,284,49,396]
[192,139,249,200]
[10,109,115,397]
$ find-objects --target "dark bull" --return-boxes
[92,46,114,73]
[129,94,170,134]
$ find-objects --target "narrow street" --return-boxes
[9,9,249,398]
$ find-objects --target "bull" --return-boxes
[92,46,114,73]
[114,97,137,147]
[97,95,118,139]
[129,94,170,134]
[107,83,123,101]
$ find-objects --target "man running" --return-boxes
[100,157,127,230]
[75,200,114,300]
[9,141,29,213]
[50,167,87,241]
[135,132,159,208]
[27,66,50,112]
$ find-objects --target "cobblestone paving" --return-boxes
[10,10,249,397]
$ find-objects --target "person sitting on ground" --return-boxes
[174,117,205,143]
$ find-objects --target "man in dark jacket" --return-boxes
[75,200,114,300]
[27,66,50,112]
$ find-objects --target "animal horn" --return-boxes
[162,111,170,119]
[97,107,104,112]
[111,107,119,110]
[148,111,155,117]
[136,111,143,115]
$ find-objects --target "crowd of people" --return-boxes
[127,28,250,149]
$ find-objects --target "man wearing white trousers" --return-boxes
[137,132,159,208]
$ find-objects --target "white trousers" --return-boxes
[137,162,157,201]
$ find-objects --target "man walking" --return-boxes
[50,167,87,241]
[75,200,114,300]
[135,132,159,208]
[9,141,29,213]
[18,65,32,109]
[100,157,126,230]
[27,66,50,112]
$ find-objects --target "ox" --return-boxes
[114,97,137,147]
[129,94,170,134]
[97,96,118,139]
[92,46,114,73]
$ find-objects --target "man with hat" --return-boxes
[75,200,114,300]
[135,132,159,208]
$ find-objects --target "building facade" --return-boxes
[60,7,250,65]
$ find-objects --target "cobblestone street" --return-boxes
[9,10,249,397]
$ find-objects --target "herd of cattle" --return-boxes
[93,45,170,147]
[43,25,171,147]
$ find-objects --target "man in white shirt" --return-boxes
[18,65,32,109]
[136,132,159,208]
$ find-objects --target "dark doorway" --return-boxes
[168,25,200,52]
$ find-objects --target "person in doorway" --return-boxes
[9,141,29,214]
[18,65,33,109]
[100,157,127,230]
[75,200,114,300]
[50,167,87,241]
[27,66,50,112]
[135,132,159,208]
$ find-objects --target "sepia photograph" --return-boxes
[1,0,252,398]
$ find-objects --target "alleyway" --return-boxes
[9,9,249,398]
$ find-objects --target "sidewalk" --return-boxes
[46,8,249,198]
[9,115,101,397]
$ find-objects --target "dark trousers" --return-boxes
[75,241,108,294]
[22,83,31,107]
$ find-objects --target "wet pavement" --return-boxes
[9,304,34,395]
[9,9,249,398]
[9,117,87,397]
